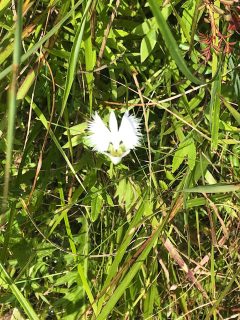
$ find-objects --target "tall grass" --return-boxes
[0,0,239,319]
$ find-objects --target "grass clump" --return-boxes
[0,1,239,319]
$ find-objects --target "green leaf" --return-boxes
[62,135,83,148]
[63,122,88,136]
[132,18,156,36]
[0,0,11,16]
[96,220,164,320]
[140,29,157,62]
[188,139,196,170]
[90,187,103,222]
[96,193,150,315]
[172,138,196,172]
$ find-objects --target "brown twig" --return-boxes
[203,193,229,244]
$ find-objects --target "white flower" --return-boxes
[88,110,141,164]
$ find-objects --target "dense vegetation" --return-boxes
[0,0,239,319]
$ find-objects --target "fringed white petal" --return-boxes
[118,111,142,150]
[88,112,111,152]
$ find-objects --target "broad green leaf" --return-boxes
[113,29,129,37]
[62,135,83,148]
[0,42,14,65]
[115,178,127,204]
[90,187,103,222]
[0,0,10,16]
[172,138,196,172]
[132,19,156,36]
[63,122,88,136]
[188,139,196,170]
[140,29,157,62]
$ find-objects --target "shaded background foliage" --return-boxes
[0,0,240,319]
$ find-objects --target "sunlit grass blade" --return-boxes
[223,98,240,125]
[58,186,97,315]
[148,0,203,85]
[183,183,240,193]
[210,74,221,150]
[84,18,96,115]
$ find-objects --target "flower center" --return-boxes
[108,142,126,156]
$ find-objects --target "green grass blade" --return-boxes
[60,0,93,118]
[210,75,221,150]
[84,20,96,115]
[0,262,39,320]
[223,98,240,125]
[183,183,240,193]
[148,0,203,85]
[3,0,23,212]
